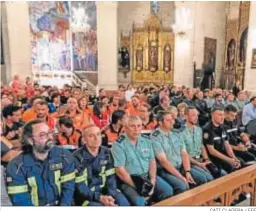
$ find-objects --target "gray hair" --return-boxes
[124,115,142,126]
[166,106,178,114]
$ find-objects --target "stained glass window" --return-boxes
[151,1,159,14]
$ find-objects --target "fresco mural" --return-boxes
[71,1,97,72]
[29,1,71,72]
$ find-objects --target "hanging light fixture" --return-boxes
[172,3,193,37]
[71,2,90,30]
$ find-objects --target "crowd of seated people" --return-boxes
[1,74,256,206]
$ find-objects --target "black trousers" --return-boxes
[210,156,244,174]
[248,148,256,157]
[234,150,256,163]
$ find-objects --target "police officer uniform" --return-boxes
[112,133,173,206]
[150,128,211,194]
[6,146,75,206]
[224,119,256,162]
[195,99,210,127]
[73,145,129,206]
[203,122,244,173]
[183,98,195,107]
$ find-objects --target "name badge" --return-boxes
[142,148,149,153]
[100,160,108,166]
[50,163,63,171]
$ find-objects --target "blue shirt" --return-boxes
[242,103,256,125]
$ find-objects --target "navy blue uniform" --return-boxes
[73,146,129,206]
[6,146,75,206]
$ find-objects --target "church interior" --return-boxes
[1,1,256,93]
[1,1,256,207]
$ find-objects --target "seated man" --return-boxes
[242,96,256,127]
[2,105,23,144]
[57,116,82,148]
[6,119,75,206]
[180,106,226,178]
[1,136,22,165]
[101,110,125,148]
[36,101,57,131]
[224,105,256,163]
[22,96,44,123]
[203,107,242,173]
[150,111,212,196]
[152,95,170,117]
[73,125,130,206]
[112,116,173,206]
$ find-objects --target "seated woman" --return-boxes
[56,116,83,149]
[78,96,93,117]
[138,103,158,131]
[91,102,110,130]
[59,98,90,131]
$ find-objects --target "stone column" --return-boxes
[2,2,31,83]
[244,1,256,92]
[97,1,118,90]
[173,2,195,87]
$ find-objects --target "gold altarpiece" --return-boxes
[119,15,175,85]
[221,2,250,89]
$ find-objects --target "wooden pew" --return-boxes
[154,164,256,206]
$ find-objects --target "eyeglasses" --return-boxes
[32,131,53,139]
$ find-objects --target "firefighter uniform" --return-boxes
[101,124,123,148]
[1,136,21,164]
[6,146,75,206]
[224,119,256,162]
[73,146,130,206]
[57,129,83,148]
[203,122,244,173]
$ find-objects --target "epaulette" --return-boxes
[141,134,149,139]
[116,135,125,143]
[152,130,160,137]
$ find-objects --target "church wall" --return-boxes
[193,1,227,88]
[244,1,256,92]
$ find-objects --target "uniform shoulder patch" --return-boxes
[50,163,63,171]
[6,177,13,183]
[152,130,160,137]
[117,135,125,143]
[203,133,209,140]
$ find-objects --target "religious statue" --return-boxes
[136,45,143,71]
[227,40,236,72]
[149,42,158,71]
[251,49,256,68]
[240,28,248,64]
[119,47,130,69]
[163,45,171,72]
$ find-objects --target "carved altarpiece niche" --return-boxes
[221,2,250,90]
[119,15,174,85]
